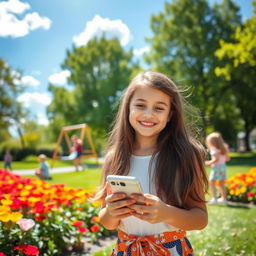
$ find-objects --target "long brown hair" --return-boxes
[94,71,208,209]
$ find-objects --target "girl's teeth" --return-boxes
[141,121,154,126]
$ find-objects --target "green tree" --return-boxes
[215,2,256,150]
[0,58,25,144]
[48,37,136,137]
[145,0,241,138]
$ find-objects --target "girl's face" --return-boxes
[129,85,171,142]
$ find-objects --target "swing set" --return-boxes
[51,123,98,168]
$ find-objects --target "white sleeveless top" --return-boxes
[210,148,226,165]
[118,154,179,236]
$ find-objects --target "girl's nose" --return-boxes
[144,108,153,116]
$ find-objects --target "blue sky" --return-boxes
[0,0,253,126]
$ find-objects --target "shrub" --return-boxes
[0,148,57,161]
[0,170,108,255]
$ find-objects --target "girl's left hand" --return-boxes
[128,194,168,224]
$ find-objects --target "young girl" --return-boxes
[95,71,208,255]
[205,132,230,204]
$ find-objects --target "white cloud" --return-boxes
[37,113,49,125]
[73,15,131,47]
[20,75,40,87]
[0,0,52,38]
[18,92,51,107]
[48,70,71,85]
[24,12,51,30]
[133,46,150,57]
[0,0,30,14]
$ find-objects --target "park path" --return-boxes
[12,157,104,176]
[12,166,77,176]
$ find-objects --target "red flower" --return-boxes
[72,220,83,227]
[78,226,89,233]
[90,224,100,232]
[14,244,39,256]
[0,252,7,256]
[248,192,254,197]
[35,214,46,222]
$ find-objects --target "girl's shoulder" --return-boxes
[209,147,219,155]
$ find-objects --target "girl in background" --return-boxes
[205,132,230,204]
[95,71,208,255]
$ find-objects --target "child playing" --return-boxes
[4,149,13,171]
[205,132,230,204]
[71,135,83,171]
[35,154,51,180]
[94,71,208,255]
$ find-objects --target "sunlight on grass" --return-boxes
[188,205,256,255]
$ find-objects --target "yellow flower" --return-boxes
[235,190,240,196]
[10,212,23,222]
[0,213,11,222]
[1,199,12,206]
[20,190,29,197]
[240,187,246,193]
[0,205,10,213]
[24,185,33,190]
[230,190,235,195]
[28,197,41,203]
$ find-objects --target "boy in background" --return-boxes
[35,154,51,180]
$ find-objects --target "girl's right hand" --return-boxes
[105,190,136,219]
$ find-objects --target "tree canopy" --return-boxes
[145,0,241,140]
[47,37,137,137]
[215,2,256,150]
[0,58,25,143]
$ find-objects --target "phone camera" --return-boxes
[120,182,126,186]
[110,181,115,185]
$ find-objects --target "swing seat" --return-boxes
[61,151,78,160]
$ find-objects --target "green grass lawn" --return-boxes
[46,168,102,189]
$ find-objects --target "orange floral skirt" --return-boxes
[110,229,193,255]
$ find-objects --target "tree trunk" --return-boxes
[244,128,251,152]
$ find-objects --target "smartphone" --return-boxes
[106,175,143,197]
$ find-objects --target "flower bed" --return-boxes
[0,169,108,256]
[226,168,256,204]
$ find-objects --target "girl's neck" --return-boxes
[133,138,157,156]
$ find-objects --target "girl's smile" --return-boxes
[139,121,156,127]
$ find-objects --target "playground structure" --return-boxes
[51,123,98,168]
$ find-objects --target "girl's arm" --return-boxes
[130,194,207,231]
[205,152,218,166]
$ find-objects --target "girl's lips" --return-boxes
[139,121,156,127]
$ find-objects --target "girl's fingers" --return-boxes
[108,198,136,210]
[106,183,112,195]
[105,192,127,203]
[130,193,156,206]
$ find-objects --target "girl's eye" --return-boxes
[155,107,164,111]
[135,104,145,108]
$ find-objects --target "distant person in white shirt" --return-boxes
[205,132,230,204]
[35,154,51,180]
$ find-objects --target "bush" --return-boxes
[0,147,57,161]
[0,170,108,255]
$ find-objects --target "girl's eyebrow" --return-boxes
[134,98,169,106]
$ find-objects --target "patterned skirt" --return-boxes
[110,229,193,256]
